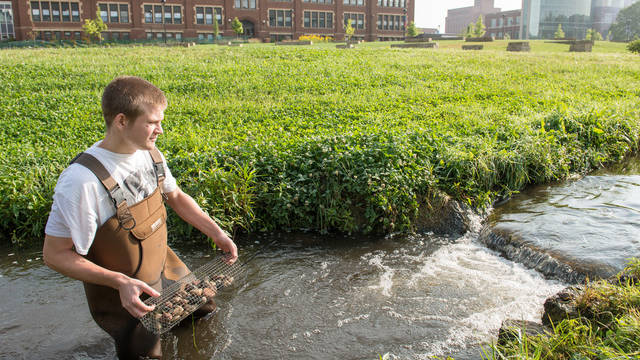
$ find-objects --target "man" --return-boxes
[43,76,237,359]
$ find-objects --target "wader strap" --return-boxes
[148,147,165,189]
[71,152,136,230]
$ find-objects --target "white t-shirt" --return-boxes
[45,142,178,255]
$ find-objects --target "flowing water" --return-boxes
[484,154,640,282]
[0,223,564,360]
[2,156,638,359]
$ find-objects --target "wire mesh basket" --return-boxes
[140,255,244,335]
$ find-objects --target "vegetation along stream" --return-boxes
[2,155,638,359]
[2,43,639,359]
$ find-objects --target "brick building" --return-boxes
[445,0,499,35]
[484,9,521,39]
[4,0,413,41]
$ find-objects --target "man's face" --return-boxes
[124,104,165,151]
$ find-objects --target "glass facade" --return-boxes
[0,2,14,40]
[591,0,639,37]
[522,0,591,39]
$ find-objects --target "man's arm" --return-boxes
[42,235,160,318]
[164,188,238,263]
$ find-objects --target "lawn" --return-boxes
[1,40,638,244]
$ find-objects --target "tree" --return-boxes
[406,21,419,37]
[344,18,355,41]
[586,28,593,40]
[609,1,640,42]
[82,11,108,43]
[472,15,486,37]
[592,30,603,41]
[231,17,243,39]
[462,23,473,38]
[554,23,565,39]
[504,33,511,41]
[213,17,220,41]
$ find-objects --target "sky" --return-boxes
[414,0,522,31]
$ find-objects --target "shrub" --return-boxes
[628,39,640,54]
[298,34,332,42]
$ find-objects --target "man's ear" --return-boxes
[112,113,129,129]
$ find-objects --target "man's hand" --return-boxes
[116,274,160,318]
[43,235,160,318]
[212,233,238,264]
[165,188,239,263]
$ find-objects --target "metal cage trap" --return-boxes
[140,255,244,335]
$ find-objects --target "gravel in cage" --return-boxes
[140,255,243,335]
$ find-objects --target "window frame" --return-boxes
[194,6,221,25]
[303,10,334,29]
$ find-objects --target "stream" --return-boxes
[1,155,638,359]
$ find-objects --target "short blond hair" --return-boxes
[101,76,167,127]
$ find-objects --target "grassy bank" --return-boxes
[485,259,640,359]
[1,41,639,245]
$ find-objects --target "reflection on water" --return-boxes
[1,225,564,359]
[488,154,640,278]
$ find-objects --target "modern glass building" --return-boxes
[592,0,640,37]
[521,0,592,39]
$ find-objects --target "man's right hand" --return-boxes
[116,274,161,318]
[43,235,161,319]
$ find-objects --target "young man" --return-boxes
[42,76,237,359]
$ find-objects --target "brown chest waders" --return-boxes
[71,148,199,360]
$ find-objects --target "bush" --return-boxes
[1,45,639,245]
[628,39,640,54]
[298,34,331,42]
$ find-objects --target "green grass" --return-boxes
[484,259,640,360]
[1,40,639,245]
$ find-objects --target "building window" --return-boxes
[378,0,404,7]
[377,14,405,30]
[270,33,292,41]
[164,6,171,23]
[269,9,292,27]
[195,6,222,25]
[98,3,129,23]
[51,2,60,21]
[197,33,216,41]
[61,2,69,21]
[31,2,40,21]
[303,11,333,28]
[144,4,182,24]
[144,5,152,23]
[154,5,161,23]
[0,2,15,39]
[302,0,333,4]
[343,0,363,6]
[234,0,256,9]
[71,2,79,21]
[344,12,364,29]
[31,1,81,22]
[41,2,50,21]
[99,3,107,21]
[120,4,128,23]
[172,5,180,24]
